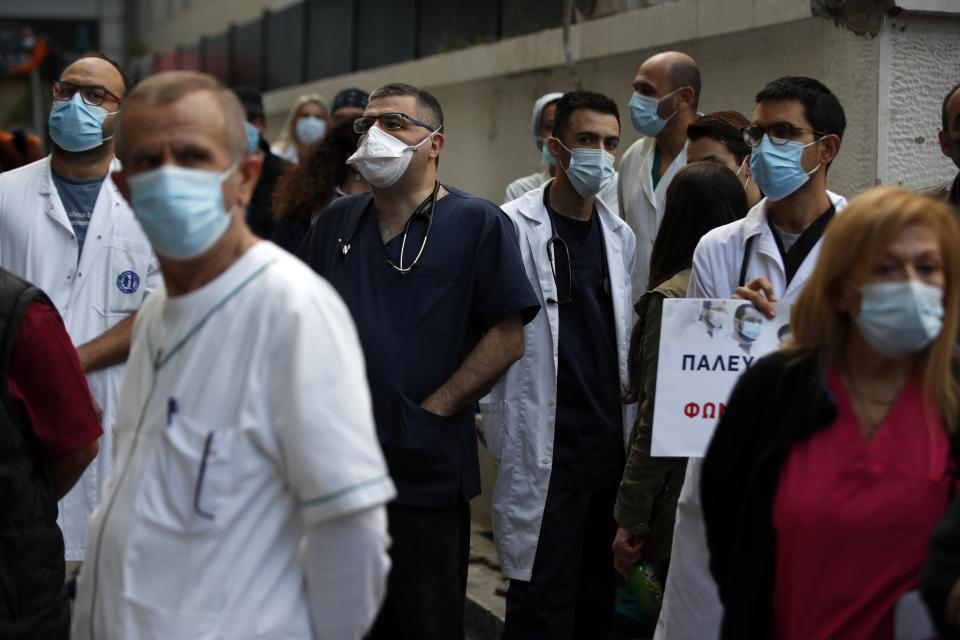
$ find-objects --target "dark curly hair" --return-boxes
[273,120,360,222]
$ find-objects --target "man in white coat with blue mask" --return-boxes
[653,76,847,640]
[618,51,700,300]
[0,53,160,567]
[483,91,637,639]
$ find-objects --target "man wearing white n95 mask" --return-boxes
[71,71,395,640]
[486,90,637,639]
[299,83,540,640]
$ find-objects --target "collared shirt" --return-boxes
[505,168,620,214]
[73,242,394,640]
[299,187,540,507]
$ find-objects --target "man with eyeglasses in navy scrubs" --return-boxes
[298,83,540,640]
[482,91,637,639]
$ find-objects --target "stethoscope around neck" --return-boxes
[542,185,611,304]
[338,179,441,274]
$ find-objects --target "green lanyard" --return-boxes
[148,260,275,372]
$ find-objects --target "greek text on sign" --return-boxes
[650,298,792,458]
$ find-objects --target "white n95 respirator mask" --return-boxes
[347,125,436,189]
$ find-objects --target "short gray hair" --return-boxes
[116,71,246,162]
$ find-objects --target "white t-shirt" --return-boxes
[73,241,395,640]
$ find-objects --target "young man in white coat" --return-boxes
[0,53,159,567]
[650,76,847,640]
[618,51,700,299]
[484,91,637,639]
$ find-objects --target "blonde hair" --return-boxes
[789,186,960,429]
[275,93,327,151]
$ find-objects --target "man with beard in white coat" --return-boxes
[485,91,637,639]
[0,53,159,570]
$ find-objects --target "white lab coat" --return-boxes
[618,136,687,301]
[654,191,848,640]
[505,169,621,216]
[481,182,638,581]
[0,156,160,560]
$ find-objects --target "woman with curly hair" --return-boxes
[272,120,368,254]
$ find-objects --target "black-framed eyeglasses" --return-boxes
[53,81,123,108]
[742,122,825,148]
[353,112,436,135]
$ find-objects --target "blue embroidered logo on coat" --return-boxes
[117,271,140,294]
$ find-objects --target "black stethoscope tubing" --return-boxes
[338,180,441,274]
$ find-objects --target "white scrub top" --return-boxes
[617,136,687,301]
[72,241,395,640]
[0,156,160,560]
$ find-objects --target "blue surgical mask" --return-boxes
[541,140,556,167]
[738,320,762,341]
[856,280,944,359]
[48,92,116,152]
[244,121,260,154]
[554,139,615,198]
[296,116,327,145]
[749,135,820,201]
[127,163,239,260]
[628,89,679,137]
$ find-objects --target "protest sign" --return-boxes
[650,298,792,457]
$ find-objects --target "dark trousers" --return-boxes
[367,501,470,640]
[502,484,619,640]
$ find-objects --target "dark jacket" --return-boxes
[922,496,960,639]
[0,269,69,640]
[701,349,959,640]
[613,268,690,562]
[246,136,291,239]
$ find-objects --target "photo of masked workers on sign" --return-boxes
[650,298,789,457]
[733,303,764,355]
[699,300,727,338]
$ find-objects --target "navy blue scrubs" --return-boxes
[298,187,539,507]
[503,198,624,640]
[549,208,624,488]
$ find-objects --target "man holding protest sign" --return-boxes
[652,76,848,639]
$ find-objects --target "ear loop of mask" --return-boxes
[98,106,121,143]
[736,156,752,192]
[657,87,684,126]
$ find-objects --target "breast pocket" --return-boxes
[395,266,460,336]
[135,416,238,535]
[93,236,153,318]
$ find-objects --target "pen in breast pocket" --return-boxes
[167,397,178,427]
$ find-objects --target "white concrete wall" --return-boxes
[877,12,960,191]
[264,10,880,204]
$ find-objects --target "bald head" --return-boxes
[61,55,129,101]
[634,51,701,109]
[116,71,246,165]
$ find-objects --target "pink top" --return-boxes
[773,366,952,640]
